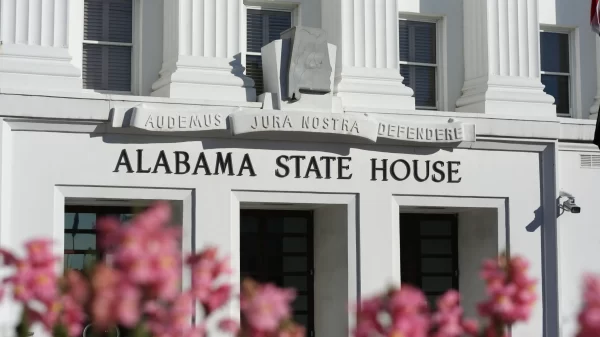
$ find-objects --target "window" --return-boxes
[540,31,571,116]
[83,0,133,92]
[246,9,292,96]
[64,205,135,271]
[400,213,458,307]
[240,210,314,335]
[399,20,438,110]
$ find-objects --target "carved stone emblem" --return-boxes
[280,26,333,101]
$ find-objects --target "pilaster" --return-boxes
[0,0,81,91]
[151,0,255,102]
[456,0,555,116]
[321,0,415,111]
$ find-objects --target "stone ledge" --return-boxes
[0,89,596,143]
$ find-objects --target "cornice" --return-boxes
[0,89,596,144]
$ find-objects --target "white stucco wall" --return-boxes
[557,148,600,337]
[0,122,549,337]
[2,0,600,337]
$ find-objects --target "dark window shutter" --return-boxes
[413,22,436,64]
[83,0,132,92]
[84,0,104,41]
[399,20,437,109]
[107,46,132,92]
[246,10,292,96]
[82,44,103,90]
[542,74,570,115]
[540,32,570,115]
[267,13,292,43]
[246,55,264,97]
[414,65,436,107]
[399,21,410,62]
[108,1,133,43]
[247,10,264,53]
[540,32,569,73]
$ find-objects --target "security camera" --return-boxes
[558,190,581,214]
[562,198,581,214]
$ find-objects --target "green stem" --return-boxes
[16,309,30,337]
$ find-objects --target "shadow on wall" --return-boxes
[231,53,258,102]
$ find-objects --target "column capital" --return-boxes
[456,0,555,116]
[321,0,415,111]
[0,0,81,91]
[151,0,256,102]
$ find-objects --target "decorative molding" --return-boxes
[456,0,555,116]
[151,0,255,102]
[229,110,379,142]
[377,119,473,144]
[0,0,81,91]
[260,26,339,113]
[126,104,230,132]
[320,0,415,110]
[113,104,476,145]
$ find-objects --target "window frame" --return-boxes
[398,14,447,111]
[63,205,136,272]
[243,2,298,96]
[539,26,581,118]
[81,0,141,95]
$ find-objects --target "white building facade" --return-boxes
[0,0,598,337]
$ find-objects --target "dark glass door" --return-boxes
[240,210,314,336]
[400,213,458,307]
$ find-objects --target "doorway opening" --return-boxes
[240,209,315,336]
[400,213,459,307]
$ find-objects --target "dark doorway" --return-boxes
[400,213,459,307]
[240,209,314,336]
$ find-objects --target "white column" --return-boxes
[456,0,555,116]
[0,0,81,91]
[321,0,415,111]
[151,0,255,102]
[590,36,600,120]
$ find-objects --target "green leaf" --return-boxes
[16,310,30,337]
[52,324,69,337]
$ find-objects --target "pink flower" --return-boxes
[576,274,600,337]
[96,216,121,250]
[241,280,296,333]
[64,269,90,305]
[96,201,182,303]
[430,290,478,337]
[0,248,18,265]
[205,284,232,313]
[477,254,537,325]
[0,243,60,306]
[60,295,87,337]
[145,291,200,337]
[24,239,55,267]
[115,285,142,327]
[219,319,240,334]
[352,285,431,337]
[389,285,429,315]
